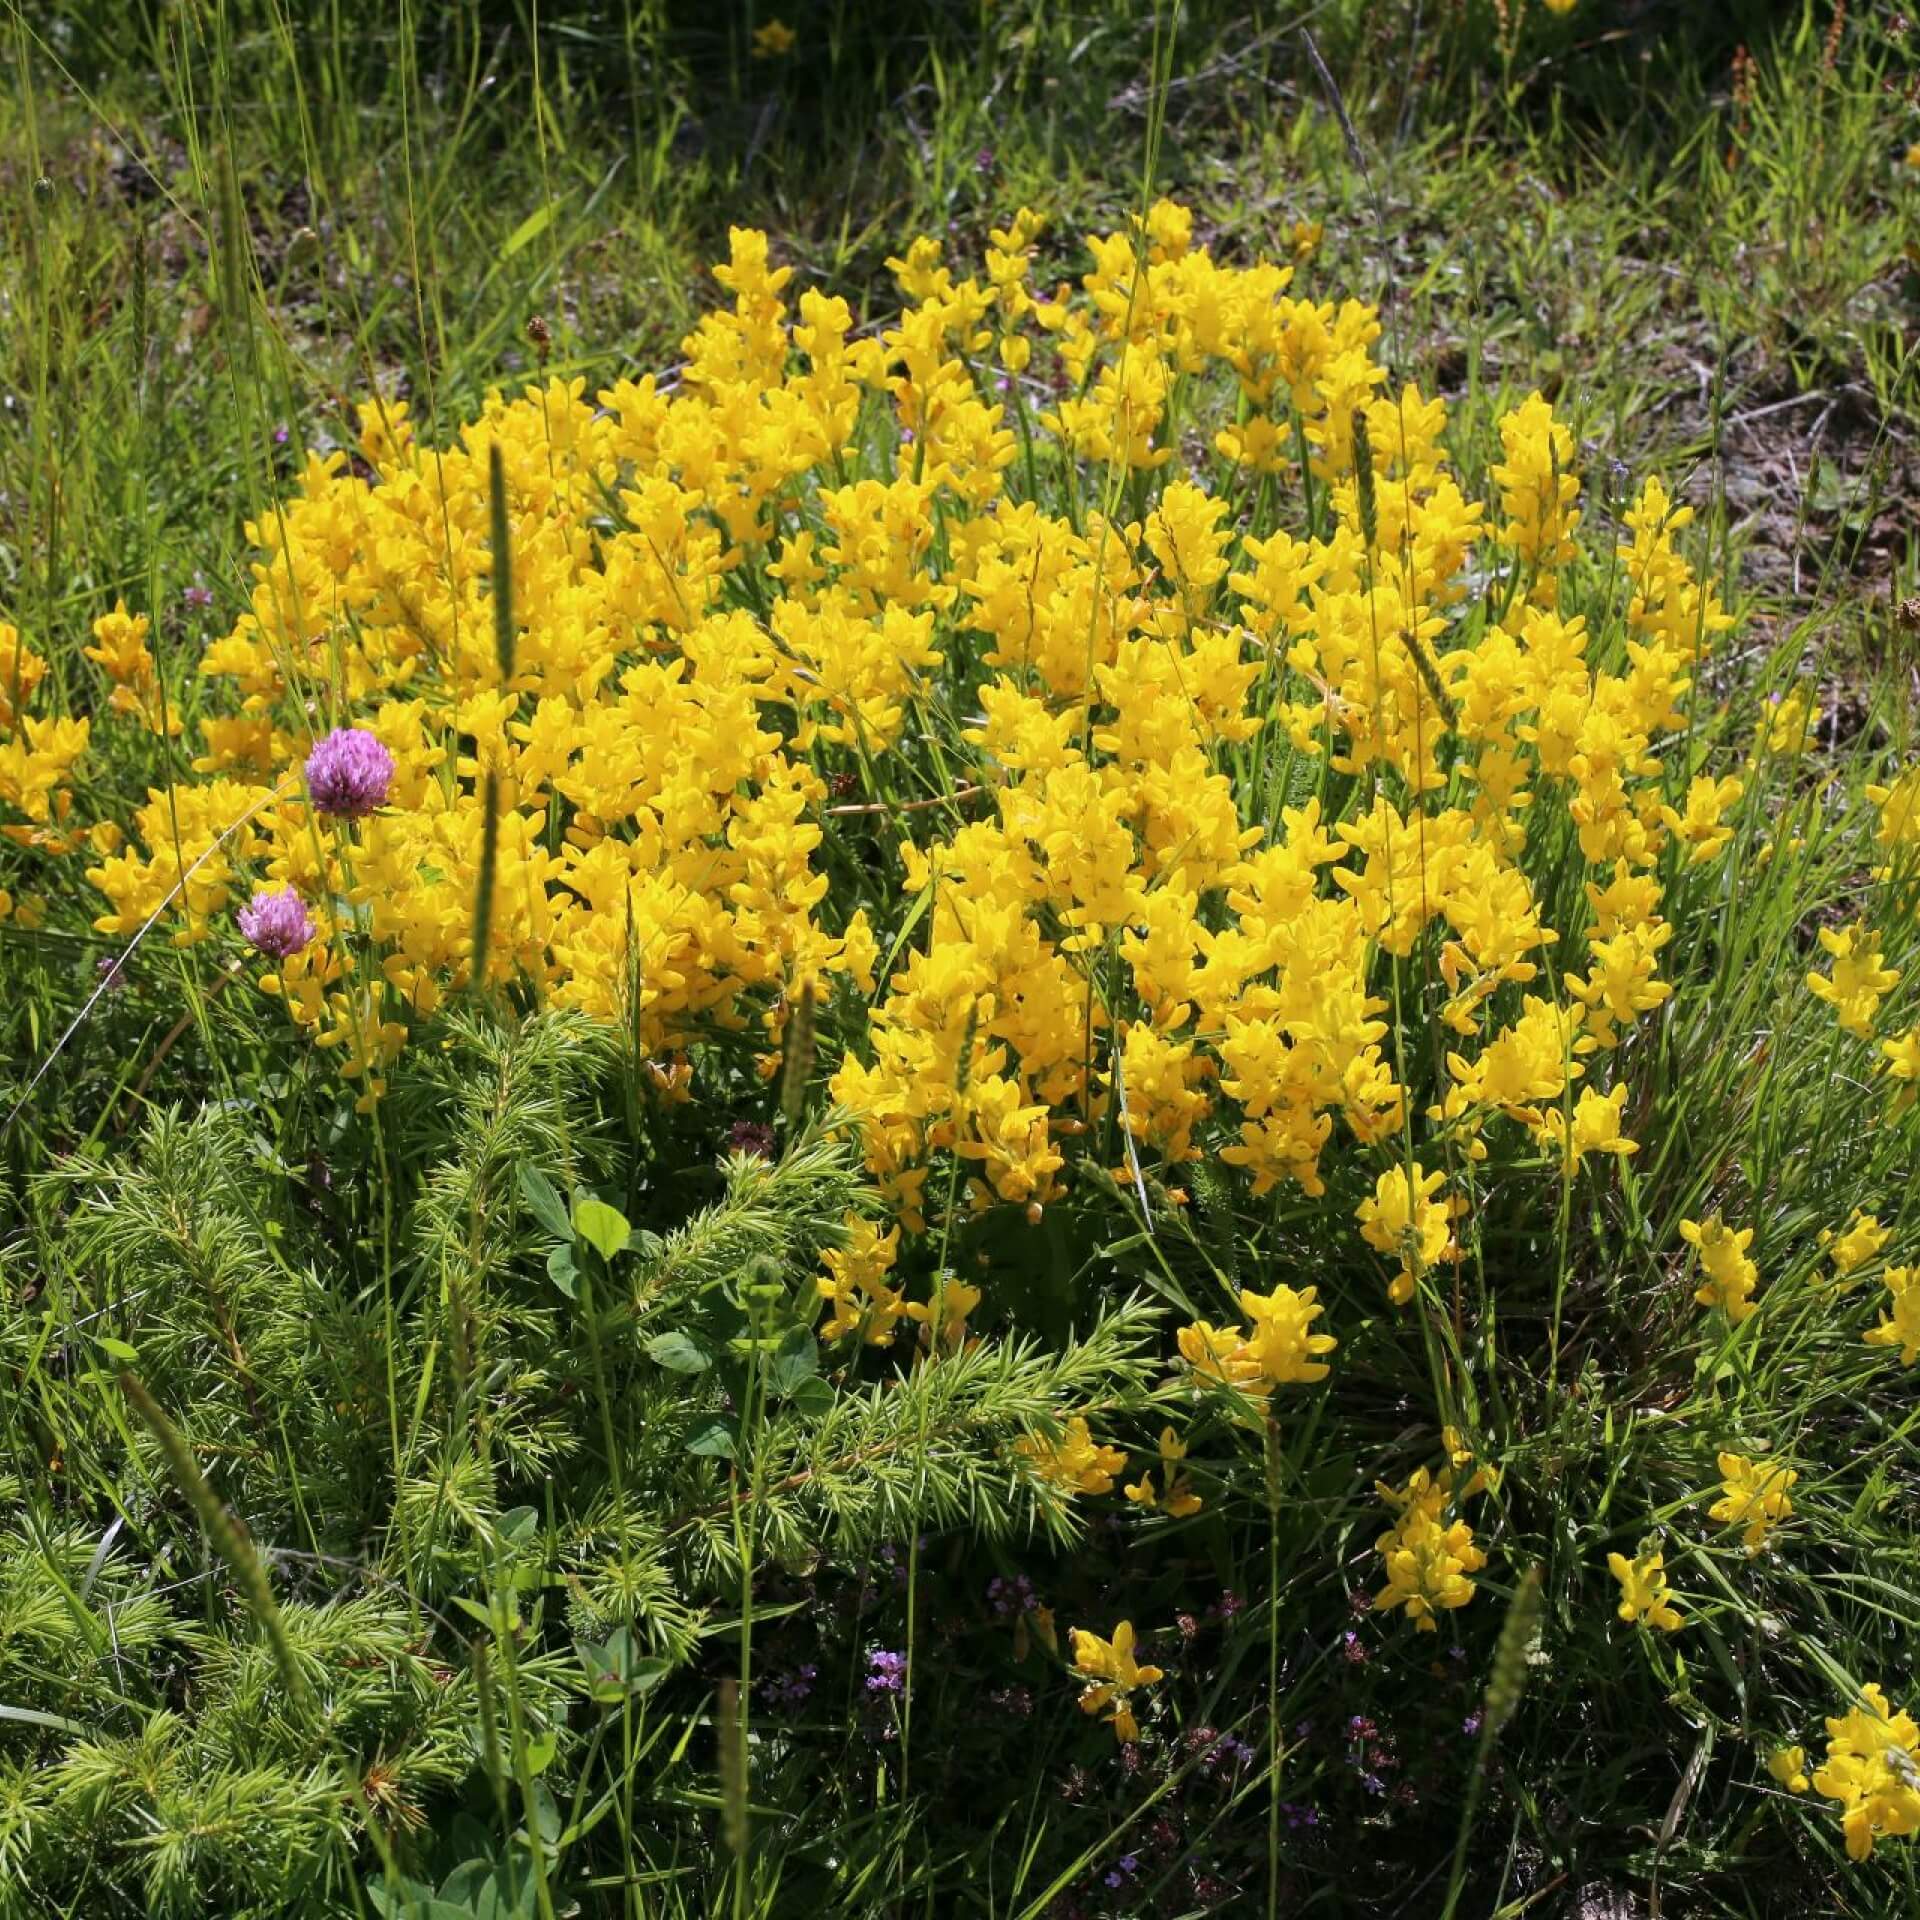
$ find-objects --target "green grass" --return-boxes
[5,2,1920,1916]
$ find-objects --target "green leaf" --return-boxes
[545,1242,578,1300]
[767,1328,819,1397]
[368,1875,443,1920]
[572,1196,632,1264]
[686,1418,737,1460]
[93,1336,140,1365]
[789,1375,835,1420]
[0,1701,86,1736]
[577,1630,673,1704]
[502,200,558,259]
[438,1861,492,1905]
[645,1330,712,1374]
[497,1505,540,1546]
[519,1166,574,1242]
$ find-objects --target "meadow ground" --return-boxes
[4,2,1920,1915]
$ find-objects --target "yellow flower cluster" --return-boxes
[1680,1213,1759,1324]
[1017,1415,1128,1498]
[1607,1546,1684,1632]
[1708,1450,1796,1556]
[1808,923,1900,1039]
[1864,1266,1920,1367]
[1069,1619,1163,1743]
[1124,1426,1203,1517]
[65,206,1736,1277]
[1178,1283,1337,1392]
[1372,1462,1492,1630]
[84,600,180,738]
[0,623,90,857]
[1814,1684,1920,1862]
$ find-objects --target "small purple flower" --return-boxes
[274,423,291,445]
[182,584,214,610]
[305,726,393,818]
[865,1648,907,1696]
[759,1662,817,1709]
[975,147,995,175]
[1462,1711,1483,1737]
[237,886,314,958]
[728,1120,776,1159]
[988,1573,1037,1617]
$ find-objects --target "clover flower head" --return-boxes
[304,726,394,818]
[236,886,314,958]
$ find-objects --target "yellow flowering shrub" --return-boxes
[76,202,1741,1245]
[31,210,1918,1858]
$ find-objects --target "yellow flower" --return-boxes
[750,18,796,57]
[815,1214,910,1345]
[1018,1416,1127,1497]
[1864,1267,1920,1366]
[1607,1548,1683,1631]
[1540,1082,1638,1169]
[1768,1745,1810,1794]
[1807,922,1899,1039]
[1821,1210,1891,1282]
[1372,1468,1488,1630]
[1237,1283,1338,1387]
[0,622,49,731]
[1707,1451,1796,1556]
[1356,1162,1457,1306]
[1069,1620,1164,1742]
[1812,1684,1920,1861]
[1658,773,1743,866]
[1763,686,1821,756]
[1125,1427,1203,1517]
[1882,1026,1920,1109]
[1679,1214,1758,1324]
[1177,1284,1336,1395]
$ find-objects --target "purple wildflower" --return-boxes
[237,887,314,958]
[728,1120,776,1159]
[865,1648,907,1696]
[759,1663,818,1708]
[305,726,393,818]
[274,424,291,445]
[988,1573,1037,1617]
[182,584,214,610]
